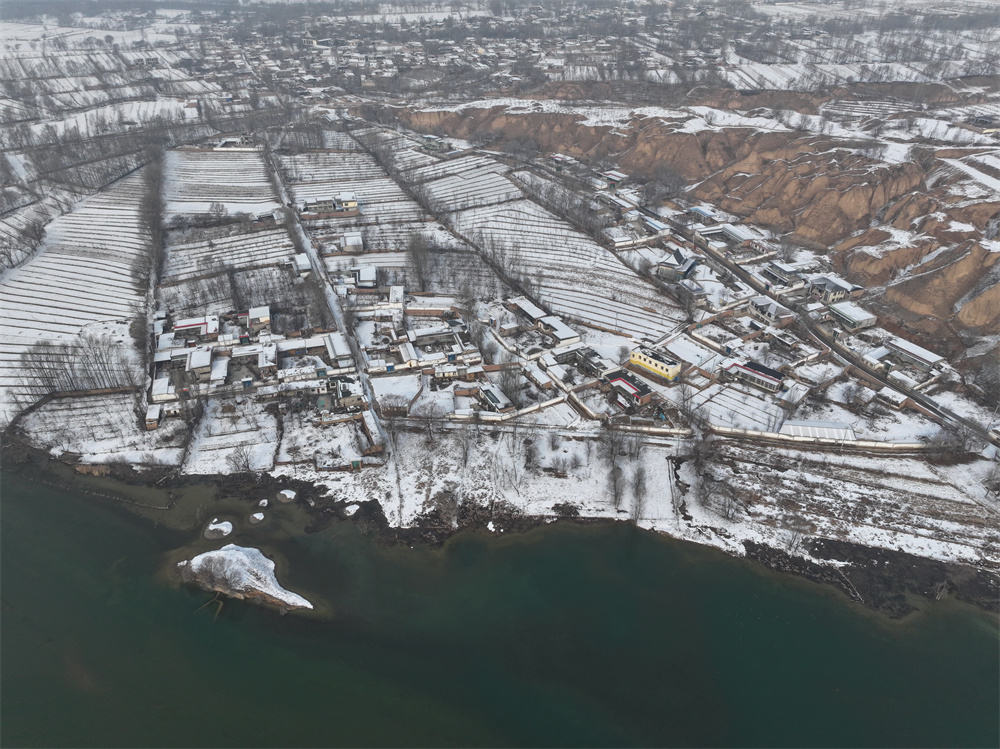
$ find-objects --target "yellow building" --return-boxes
[336,192,358,210]
[629,348,680,381]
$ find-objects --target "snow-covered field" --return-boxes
[17,392,187,465]
[279,150,430,237]
[164,150,279,217]
[276,412,364,470]
[182,398,279,475]
[268,420,999,570]
[0,175,148,424]
[450,199,685,339]
[710,441,998,568]
[163,229,296,282]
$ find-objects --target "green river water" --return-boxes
[2,470,998,748]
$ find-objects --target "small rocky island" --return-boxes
[178,545,313,612]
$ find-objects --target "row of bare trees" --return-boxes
[596,422,649,521]
[18,334,143,398]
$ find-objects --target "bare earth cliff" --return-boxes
[396,104,1000,356]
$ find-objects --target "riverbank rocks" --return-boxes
[177,544,312,611]
[277,489,297,503]
[204,518,233,540]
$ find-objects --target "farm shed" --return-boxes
[887,337,944,371]
[779,420,856,441]
[145,404,163,431]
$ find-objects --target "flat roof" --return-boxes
[637,347,678,367]
[540,315,578,341]
[509,296,546,321]
[187,348,212,370]
[888,336,943,365]
[779,420,856,440]
[829,301,876,323]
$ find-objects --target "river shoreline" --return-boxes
[3,434,997,621]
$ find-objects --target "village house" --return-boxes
[333,230,364,253]
[809,274,862,304]
[185,347,214,383]
[629,347,681,381]
[333,377,366,409]
[238,305,271,334]
[602,170,628,190]
[172,315,220,342]
[723,360,786,393]
[606,370,654,408]
[231,343,278,379]
[150,376,177,403]
[349,265,378,289]
[479,381,514,412]
[747,296,795,327]
[828,301,877,331]
[324,332,356,374]
[538,316,581,347]
[656,247,698,282]
[300,192,359,217]
[761,261,801,287]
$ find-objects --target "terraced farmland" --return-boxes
[281,150,428,224]
[451,199,685,339]
[0,174,148,424]
[164,149,279,217]
[162,229,296,283]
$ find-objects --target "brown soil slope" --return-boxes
[394,105,1000,352]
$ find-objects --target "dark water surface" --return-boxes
[2,471,998,748]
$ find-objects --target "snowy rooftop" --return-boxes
[779,420,856,441]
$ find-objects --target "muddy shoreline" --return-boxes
[3,435,997,620]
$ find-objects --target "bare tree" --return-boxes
[414,401,444,446]
[457,421,475,467]
[631,464,648,523]
[226,444,255,477]
[496,353,524,409]
[609,464,625,511]
[406,232,434,292]
[639,165,685,207]
[209,201,228,222]
[597,421,626,469]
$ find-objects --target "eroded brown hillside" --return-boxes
[393,104,1000,354]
